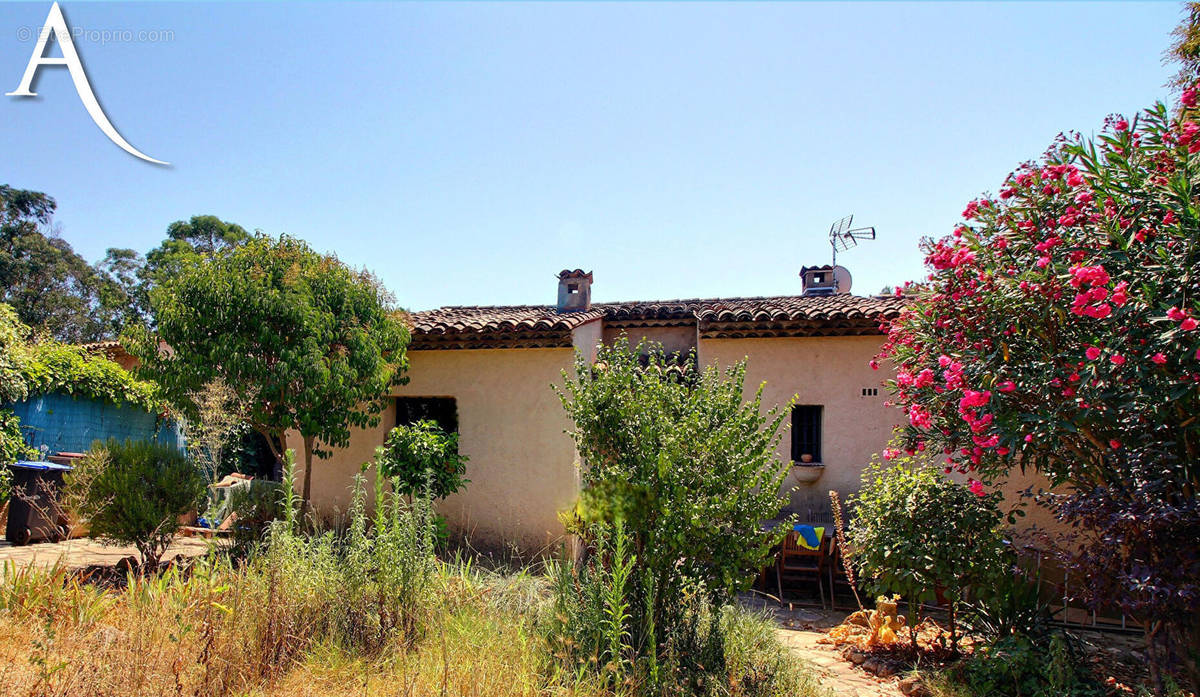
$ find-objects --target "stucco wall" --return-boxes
[602,325,698,356]
[698,336,901,516]
[298,347,582,553]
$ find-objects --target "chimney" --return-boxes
[557,269,593,312]
[800,265,844,296]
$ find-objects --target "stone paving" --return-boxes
[0,536,214,569]
[741,595,905,697]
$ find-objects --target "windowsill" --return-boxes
[792,461,824,467]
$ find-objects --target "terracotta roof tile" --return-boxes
[410,295,904,339]
[412,305,603,336]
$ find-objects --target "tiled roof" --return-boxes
[409,295,904,349]
[694,295,903,323]
[411,305,604,335]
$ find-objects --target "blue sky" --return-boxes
[0,1,1183,310]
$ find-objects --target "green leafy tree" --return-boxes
[93,247,149,335]
[848,453,1007,652]
[1168,3,1200,92]
[67,439,206,570]
[0,185,108,342]
[0,302,31,403]
[377,420,468,500]
[142,215,251,288]
[555,340,793,681]
[127,234,409,509]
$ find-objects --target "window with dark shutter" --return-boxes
[791,405,822,463]
[395,397,458,433]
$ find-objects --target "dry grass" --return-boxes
[0,558,612,697]
[0,555,820,697]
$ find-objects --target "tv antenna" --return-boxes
[828,214,876,266]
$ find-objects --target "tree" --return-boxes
[142,214,251,287]
[127,234,410,509]
[1168,3,1200,92]
[555,340,793,676]
[877,96,1200,691]
[377,420,468,501]
[0,185,107,342]
[93,247,149,336]
[67,439,206,571]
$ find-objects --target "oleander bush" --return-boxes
[876,84,1200,691]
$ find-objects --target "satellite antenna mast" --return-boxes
[828,214,876,267]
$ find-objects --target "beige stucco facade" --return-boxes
[292,343,589,553]
[698,336,901,515]
[299,315,907,552]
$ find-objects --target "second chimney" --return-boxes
[557,269,593,312]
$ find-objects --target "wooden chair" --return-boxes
[827,536,857,609]
[776,531,828,609]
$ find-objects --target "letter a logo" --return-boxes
[8,3,169,165]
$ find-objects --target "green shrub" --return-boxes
[67,439,206,569]
[945,633,1103,697]
[556,339,791,649]
[0,409,36,503]
[376,420,468,501]
[848,451,1007,649]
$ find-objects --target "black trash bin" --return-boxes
[5,460,73,545]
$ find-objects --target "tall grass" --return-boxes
[0,467,822,697]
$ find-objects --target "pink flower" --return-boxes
[883,448,900,460]
[1167,307,1188,321]
[1184,86,1198,108]
[1109,439,1121,450]
[969,480,985,497]
[1036,256,1050,268]
[1110,353,1126,366]
[1086,346,1102,360]
[997,446,1011,456]
[869,360,879,370]
[1195,348,1200,361]
[1066,170,1085,187]
[1024,434,1034,443]
[1183,318,1198,331]
[1114,118,1129,131]
[1151,352,1167,365]
[998,380,1016,393]
[1111,281,1129,307]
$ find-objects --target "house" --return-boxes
[294,268,906,553]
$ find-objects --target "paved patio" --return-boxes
[740,594,905,697]
[0,536,214,570]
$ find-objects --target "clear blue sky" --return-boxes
[0,1,1182,310]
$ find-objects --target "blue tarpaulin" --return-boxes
[5,392,184,455]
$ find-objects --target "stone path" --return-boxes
[740,595,905,697]
[0,536,213,570]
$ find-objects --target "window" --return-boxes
[396,397,458,433]
[791,405,822,463]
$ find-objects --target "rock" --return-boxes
[873,662,897,678]
[898,675,929,696]
[847,650,868,665]
[862,658,881,674]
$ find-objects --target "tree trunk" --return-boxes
[300,435,315,517]
[1146,614,1200,695]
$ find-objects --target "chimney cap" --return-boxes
[558,269,593,281]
